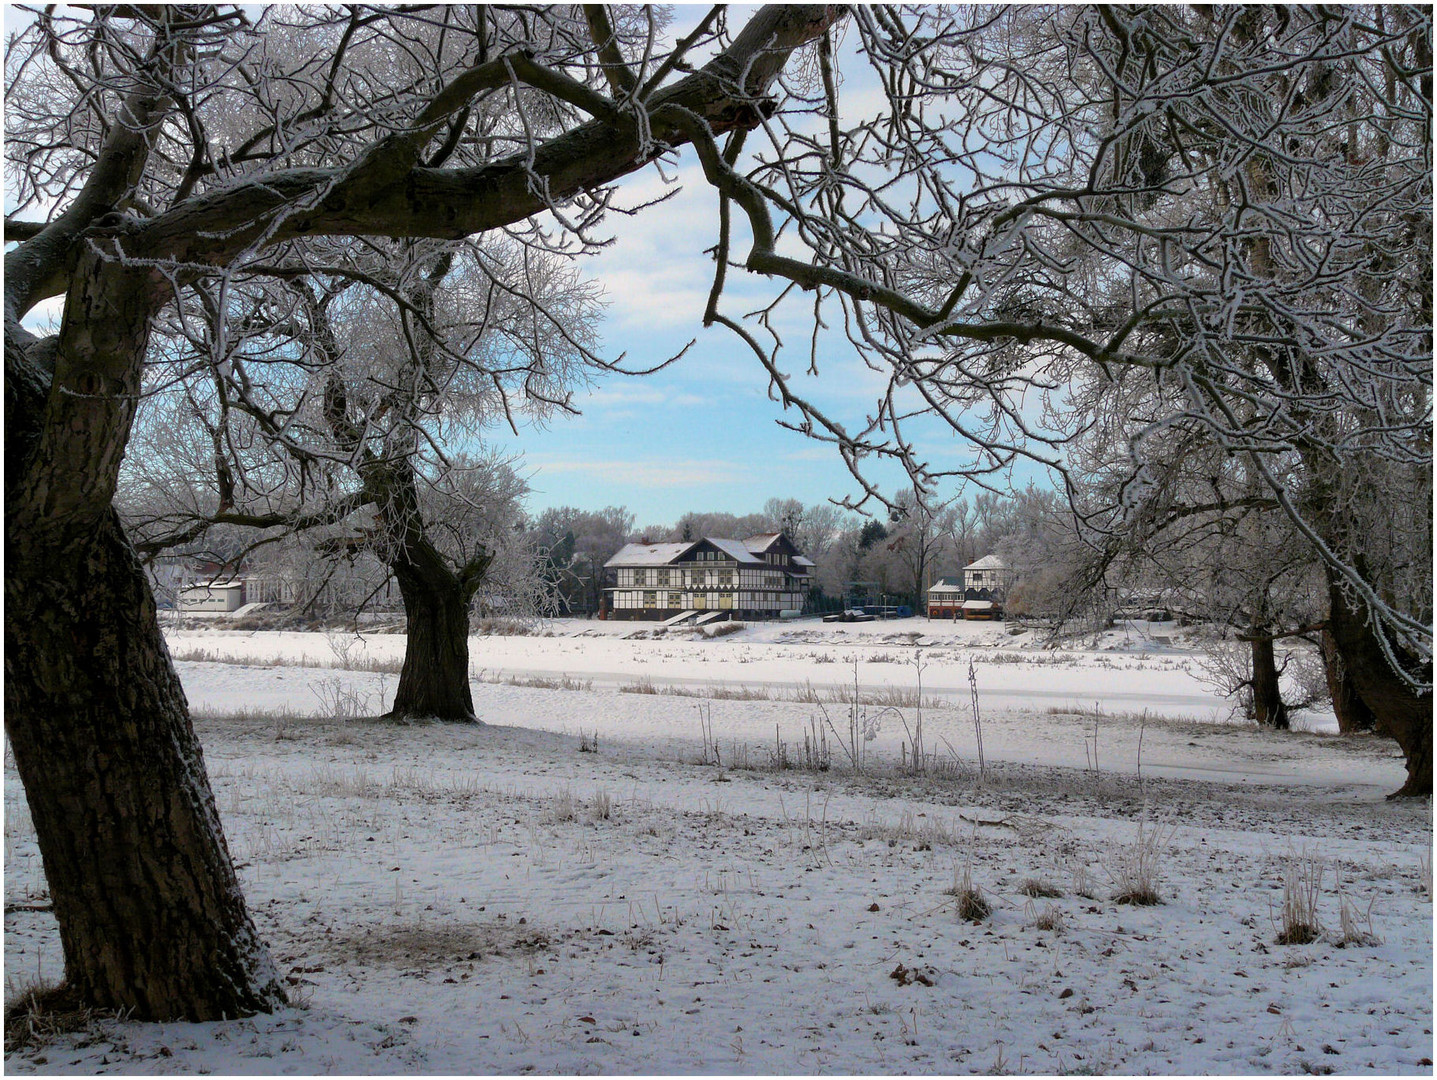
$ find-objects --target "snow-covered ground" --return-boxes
[4,618,1432,1073]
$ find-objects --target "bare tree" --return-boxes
[761,497,852,601]
[533,504,634,615]
[879,489,959,606]
[677,6,1430,794]
[125,232,598,720]
[5,4,839,1019]
[1080,439,1329,727]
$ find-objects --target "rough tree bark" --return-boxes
[371,462,492,722]
[1249,636,1290,731]
[6,255,285,1020]
[1321,629,1378,734]
[1325,568,1433,798]
[388,546,484,722]
[5,511,285,1019]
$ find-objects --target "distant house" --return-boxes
[603,533,812,620]
[149,555,240,609]
[961,554,1014,619]
[925,576,966,619]
[927,555,1016,620]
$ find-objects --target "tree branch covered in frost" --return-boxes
[687,5,1431,684]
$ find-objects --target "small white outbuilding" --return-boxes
[178,582,246,613]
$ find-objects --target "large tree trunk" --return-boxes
[368,458,486,723]
[5,510,286,1019]
[1249,636,1290,730]
[5,252,284,1020]
[1326,569,1432,798]
[1321,628,1378,734]
[388,551,478,722]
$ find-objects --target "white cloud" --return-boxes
[528,456,752,489]
[577,384,705,411]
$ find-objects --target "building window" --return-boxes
[644,591,657,608]
[656,569,670,586]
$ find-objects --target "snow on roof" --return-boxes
[963,554,1008,571]
[707,538,763,564]
[962,598,996,609]
[743,533,782,551]
[605,542,695,568]
[928,578,964,593]
[792,555,815,567]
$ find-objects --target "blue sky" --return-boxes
[487,156,1029,528]
[488,157,867,526]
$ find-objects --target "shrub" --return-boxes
[704,620,746,638]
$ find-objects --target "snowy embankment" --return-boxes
[164,614,1330,724]
[4,619,1431,1074]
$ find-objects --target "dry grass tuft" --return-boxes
[169,645,403,675]
[945,860,990,922]
[495,674,592,692]
[1018,877,1063,899]
[549,787,579,823]
[307,763,384,798]
[1106,823,1170,906]
[1025,899,1065,933]
[1334,875,1380,948]
[473,618,544,636]
[590,790,613,822]
[4,982,108,1055]
[1274,853,1323,945]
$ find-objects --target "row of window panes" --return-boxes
[617,567,800,588]
[610,590,803,610]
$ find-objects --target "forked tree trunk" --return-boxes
[1326,568,1433,798]
[1249,636,1290,730]
[388,556,478,722]
[5,510,286,1019]
[1321,628,1378,734]
[362,454,487,722]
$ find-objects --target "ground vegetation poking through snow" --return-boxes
[4,620,1432,1073]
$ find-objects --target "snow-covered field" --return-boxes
[5,617,1432,1073]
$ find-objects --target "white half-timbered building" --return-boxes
[927,555,1017,619]
[604,533,813,620]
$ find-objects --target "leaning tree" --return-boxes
[5,3,841,1020]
